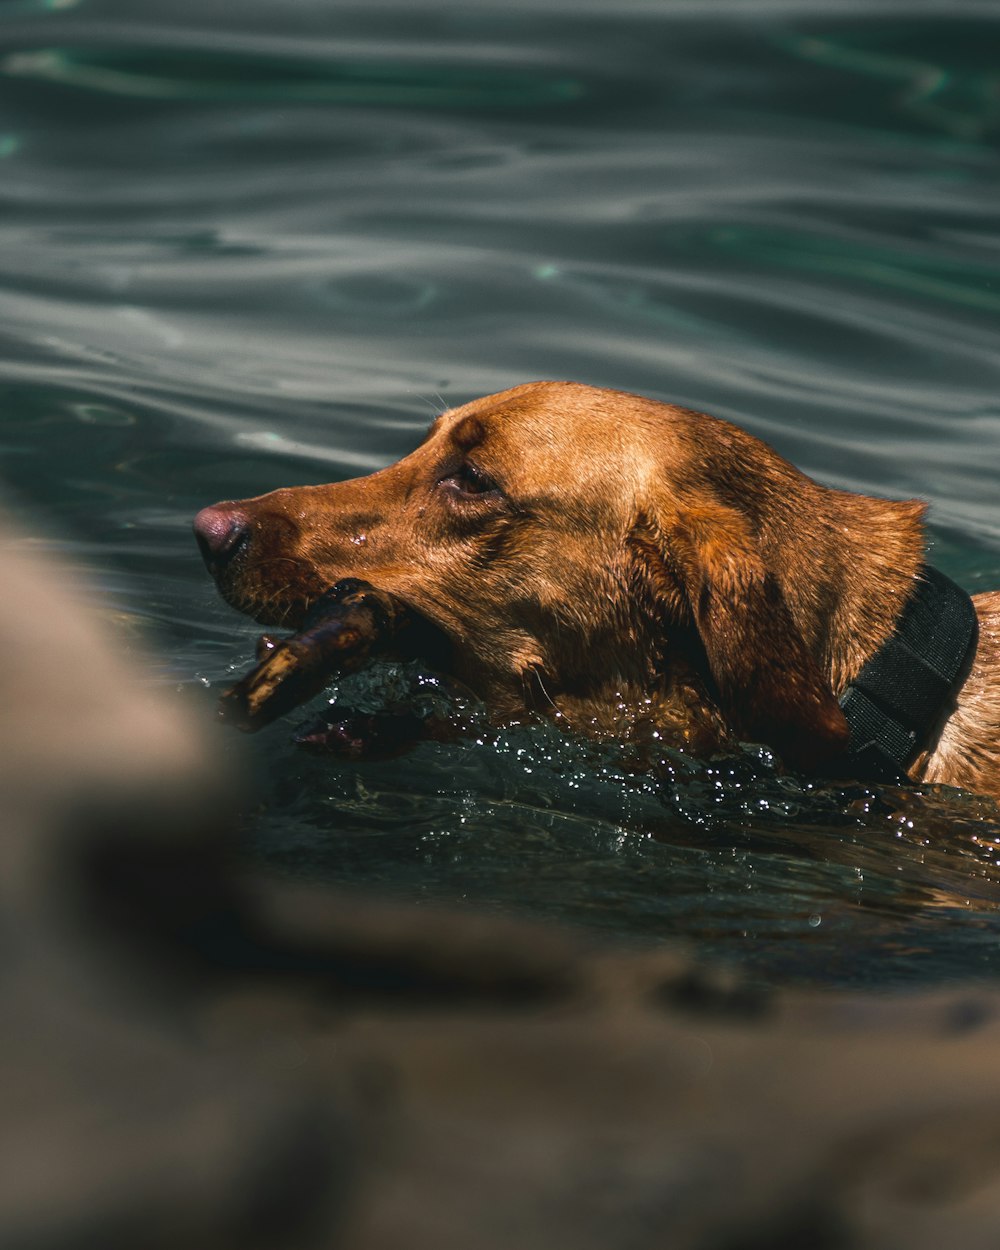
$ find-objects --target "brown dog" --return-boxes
[195,382,1000,800]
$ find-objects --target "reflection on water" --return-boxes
[2,0,1000,988]
[3,46,587,108]
[709,226,1000,314]
[782,28,1000,141]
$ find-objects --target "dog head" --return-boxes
[196,381,925,770]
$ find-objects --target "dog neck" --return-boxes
[837,565,978,783]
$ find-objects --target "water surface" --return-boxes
[3,0,1000,988]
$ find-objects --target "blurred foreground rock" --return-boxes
[4,530,1000,1250]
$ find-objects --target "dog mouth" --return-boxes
[210,562,329,631]
[216,578,456,752]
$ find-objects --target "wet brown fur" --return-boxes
[202,382,1000,799]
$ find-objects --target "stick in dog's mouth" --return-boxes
[218,578,423,733]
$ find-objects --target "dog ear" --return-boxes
[635,501,849,772]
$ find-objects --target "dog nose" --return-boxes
[193,505,250,573]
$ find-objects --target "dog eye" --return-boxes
[438,461,501,499]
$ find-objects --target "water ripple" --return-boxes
[3,45,586,108]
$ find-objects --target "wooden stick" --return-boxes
[218,579,413,732]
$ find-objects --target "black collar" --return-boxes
[839,564,978,785]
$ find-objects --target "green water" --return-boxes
[3,0,1000,987]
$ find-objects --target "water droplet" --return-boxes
[351,533,368,546]
[808,914,822,927]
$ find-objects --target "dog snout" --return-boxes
[193,505,250,575]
